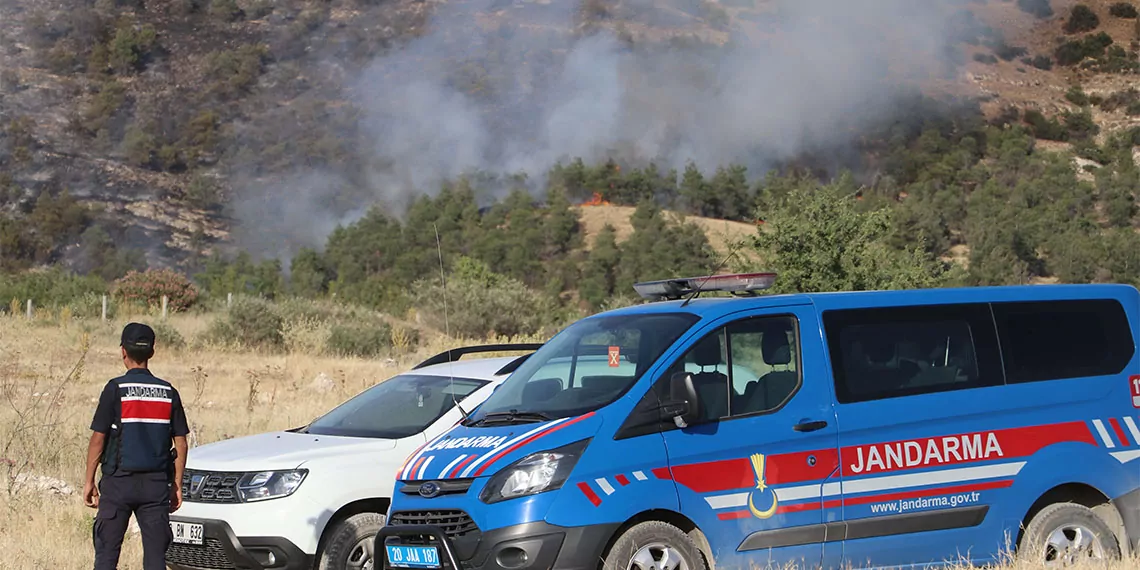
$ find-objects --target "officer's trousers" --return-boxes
[92,471,173,570]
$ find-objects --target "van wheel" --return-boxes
[1020,502,1121,567]
[602,521,708,570]
[319,512,386,570]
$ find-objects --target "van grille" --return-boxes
[389,510,479,538]
[182,470,242,504]
[165,538,235,569]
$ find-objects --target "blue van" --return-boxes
[377,274,1140,570]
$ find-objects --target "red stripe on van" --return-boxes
[615,474,630,486]
[838,421,1096,478]
[578,482,602,507]
[448,455,479,478]
[717,510,751,520]
[1109,418,1131,446]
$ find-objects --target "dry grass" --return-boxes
[0,311,543,569]
[577,204,762,263]
[0,312,1137,569]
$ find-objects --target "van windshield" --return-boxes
[302,375,487,439]
[464,312,699,425]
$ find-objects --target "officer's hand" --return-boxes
[83,482,99,508]
[170,486,183,512]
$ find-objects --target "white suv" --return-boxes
[165,344,541,570]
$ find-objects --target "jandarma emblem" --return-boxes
[748,453,778,519]
[418,482,441,498]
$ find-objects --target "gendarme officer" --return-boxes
[83,322,190,570]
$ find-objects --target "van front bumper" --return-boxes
[165,515,313,570]
[377,520,620,570]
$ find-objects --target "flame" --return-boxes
[582,192,612,207]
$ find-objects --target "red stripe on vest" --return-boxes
[121,400,172,421]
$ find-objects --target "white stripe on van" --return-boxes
[596,478,615,495]
[1123,417,1140,447]
[702,462,1025,509]
[438,454,467,479]
[1092,419,1116,448]
[459,418,570,478]
[1111,450,1140,464]
[416,456,434,480]
[633,471,648,481]
[402,431,451,480]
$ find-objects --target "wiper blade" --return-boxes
[468,410,553,426]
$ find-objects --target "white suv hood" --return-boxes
[186,430,400,471]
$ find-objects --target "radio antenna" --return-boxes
[680,238,747,308]
[435,223,469,423]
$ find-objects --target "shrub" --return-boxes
[113,269,200,312]
[993,42,1028,61]
[0,268,107,311]
[1064,5,1100,34]
[974,53,999,65]
[1062,108,1099,140]
[412,275,568,340]
[152,321,186,350]
[1018,0,1053,19]
[1024,55,1054,70]
[1091,45,1140,73]
[1066,85,1090,106]
[1109,2,1138,18]
[325,323,392,358]
[108,23,157,74]
[1100,88,1140,112]
[207,296,283,350]
[1055,32,1114,65]
[1023,109,1068,141]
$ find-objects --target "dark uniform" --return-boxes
[90,325,190,570]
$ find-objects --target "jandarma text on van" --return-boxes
[848,432,1003,475]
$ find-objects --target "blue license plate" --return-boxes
[386,545,441,569]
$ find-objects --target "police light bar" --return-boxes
[632,272,778,301]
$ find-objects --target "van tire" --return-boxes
[1019,502,1121,565]
[602,521,709,570]
[319,512,386,570]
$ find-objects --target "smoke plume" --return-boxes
[231,0,976,260]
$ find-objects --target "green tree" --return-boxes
[1064,4,1100,34]
[752,175,952,293]
[579,224,622,308]
[289,248,332,297]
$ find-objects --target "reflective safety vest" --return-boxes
[102,371,176,475]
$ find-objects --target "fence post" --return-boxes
[227,292,232,307]
[162,295,168,320]
[26,299,32,321]
[102,295,108,322]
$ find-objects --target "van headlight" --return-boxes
[479,439,589,504]
[237,470,308,502]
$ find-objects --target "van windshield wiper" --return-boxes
[467,410,554,427]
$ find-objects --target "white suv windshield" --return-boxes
[465,312,699,425]
[303,374,487,439]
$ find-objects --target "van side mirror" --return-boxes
[663,372,700,428]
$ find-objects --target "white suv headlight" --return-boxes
[237,470,308,502]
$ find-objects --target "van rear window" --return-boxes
[992,299,1135,384]
[823,304,1004,404]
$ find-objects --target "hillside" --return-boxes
[1,0,1139,296]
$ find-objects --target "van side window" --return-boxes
[663,316,800,422]
[992,299,1136,384]
[824,304,1002,404]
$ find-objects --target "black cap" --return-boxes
[121,322,156,350]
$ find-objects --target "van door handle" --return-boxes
[794,420,828,433]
